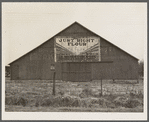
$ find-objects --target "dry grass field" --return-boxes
[5,78,143,112]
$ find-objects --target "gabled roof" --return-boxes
[9,21,139,65]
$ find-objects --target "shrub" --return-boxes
[61,96,73,107]
[103,94,117,101]
[58,91,65,96]
[129,91,136,98]
[79,92,88,98]
[82,88,93,96]
[98,98,114,108]
[35,95,55,107]
[113,96,128,107]
[5,96,28,107]
[124,99,141,108]
[71,98,81,107]
[113,96,141,108]
[53,96,63,107]
[35,95,81,107]
[137,91,143,99]
[80,98,88,108]
[79,88,93,98]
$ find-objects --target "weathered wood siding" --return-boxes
[10,22,139,80]
[95,38,139,80]
[10,23,98,80]
[91,63,113,80]
[11,39,56,80]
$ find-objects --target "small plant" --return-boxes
[58,91,64,96]
[81,88,93,97]
[129,91,135,98]
[124,99,141,108]
[137,90,143,99]
[5,96,28,107]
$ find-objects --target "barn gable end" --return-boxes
[9,22,139,80]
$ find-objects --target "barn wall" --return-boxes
[91,63,113,80]
[94,38,139,80]
[10,23,139,80]
[10,23,98,80]
[11,39,62,80]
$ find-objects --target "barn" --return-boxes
[9,22,139,81]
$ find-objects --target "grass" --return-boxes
[5,79,143,112]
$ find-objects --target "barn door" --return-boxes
[62,63,91,82]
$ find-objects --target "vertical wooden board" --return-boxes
[12,65,19,79]
[85,63,91,71]
[78,69,84,82]
[78,73,84,82]
[105,63,113,79]
[19,65,26,80]
[133,62,139,79]
[99,64,104,79]
[62,63,69,72]
[80,72,86,82]
[92,63,101,80]
[69,63,76,72]
[85,63,91,81]
[26,65,29,80]
[92,63,114,80]
[69,72,77,81]
[120,61,138,79]
[100,64,107,79]
[62,63,69,81]
[75,63,80,81]
[107,64,114,79]
[85,72,91,81]
[79,63,85,72]
[75,63,80,72]
[40,61,50,80]
[62,72,68,81]
[112,62,128,80]
[62,63,66,72]
[130,62,138,79]
[67,63,70,81]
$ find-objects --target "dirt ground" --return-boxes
[5,78,144,112]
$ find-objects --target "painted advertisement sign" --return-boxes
[55,37,100,62]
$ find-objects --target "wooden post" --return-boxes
[137,79,139,84]
[53,71,56,96]
[101,78,102,96]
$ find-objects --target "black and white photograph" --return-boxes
[2,2,147,120]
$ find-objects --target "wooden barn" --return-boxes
[9,22,139,81]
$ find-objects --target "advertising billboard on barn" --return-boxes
[55,37,100,62]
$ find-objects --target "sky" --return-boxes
[2,3,147,65]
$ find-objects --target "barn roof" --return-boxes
[9,21,139,65]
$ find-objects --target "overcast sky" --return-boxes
[2,3,147,65]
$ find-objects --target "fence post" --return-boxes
[101,78,102,96]
[53,71,56,96]
[137,79,139,84]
